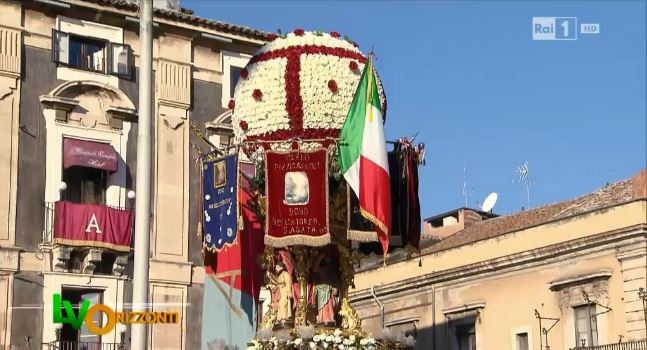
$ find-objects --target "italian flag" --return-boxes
[339,57,392,256]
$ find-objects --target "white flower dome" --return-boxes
[230,30,387,155]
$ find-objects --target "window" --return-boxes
[52,29,131,78]
[574,304,598,347]
[230,66,243,98]
[456,324,476,350]
[221,51,251,108]
[67,250,117,274]
[516,332,529,350]
[219,134,231,148]
[386,321,417,340]
[62,166,107,205]
[60,288,104,345]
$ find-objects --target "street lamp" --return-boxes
[54,324,62,342]
[58,181,67,201]
[127,190,136,208]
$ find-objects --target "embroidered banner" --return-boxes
[201,187,265,350]
[354,144,423,253]
[202,153,240,252]
[264,149,330,247]
[53,201,132,252]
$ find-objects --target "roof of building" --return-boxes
[359,168,647,270]
[73,0,270,41]
[423,207,499,223]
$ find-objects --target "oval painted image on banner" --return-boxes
[284,171,309,205]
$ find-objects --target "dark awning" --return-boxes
[63,138,118,172]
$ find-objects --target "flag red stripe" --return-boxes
[359,155,391,253]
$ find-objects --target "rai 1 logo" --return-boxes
[533,17,578,40]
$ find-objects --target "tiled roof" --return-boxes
[75,0,269,41]
[358,168,647,270]
[425,167,647,254]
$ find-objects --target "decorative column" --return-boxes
[0,24,21,247]
[149,57,192,350]
[0,11,22,347]
[292,246,315,327]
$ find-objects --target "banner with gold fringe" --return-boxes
[202,153,240,252]
[346,186,378,242]
[264,149,330,247]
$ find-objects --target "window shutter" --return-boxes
[108,43,132,79]
[51,29,70,65]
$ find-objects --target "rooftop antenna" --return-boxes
[481,192,498,213]
[515,160,534,208]
[462,165,476,207]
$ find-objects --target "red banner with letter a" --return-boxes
[53,201,133,252]
[264,149,330,247]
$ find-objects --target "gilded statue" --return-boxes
[312,253,339,326]
[266,261,293,324]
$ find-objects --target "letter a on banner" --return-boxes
[85,214,103,234]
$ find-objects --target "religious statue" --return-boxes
[311,251,340,326]
[267,261,294,324]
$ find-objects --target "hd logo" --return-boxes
[533,17,578,40]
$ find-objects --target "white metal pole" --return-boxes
[131,0,153,349]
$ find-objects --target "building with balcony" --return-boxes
[351,168,647,350]
[0,0,266,348]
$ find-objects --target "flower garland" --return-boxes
[248,329,378,350]
[247,328,415,350]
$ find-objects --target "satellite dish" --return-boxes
[481,192,498,212]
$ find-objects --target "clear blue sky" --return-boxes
[185,0,646,217]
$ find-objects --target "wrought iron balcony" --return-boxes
[571,339,647,350]
[42,341,128,350]
[42,201,132,275]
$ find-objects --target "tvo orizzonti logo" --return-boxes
[52,294,180,335]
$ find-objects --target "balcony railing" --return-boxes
[571,340,647,350]
[41,341,128,350]
[42,201,133,251]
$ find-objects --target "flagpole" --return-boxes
[131,0,153,349]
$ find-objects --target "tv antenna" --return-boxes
[514,160,534,207]
[462,165,476,207]
[535,309,560,350]
[481,192,498,213]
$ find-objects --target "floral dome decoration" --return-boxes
[231,30,387,154]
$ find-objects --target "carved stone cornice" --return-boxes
[351,224,646,306]
[113,254,130,276]
[81,248,103,274]
[52,246,73,272]
[39,95,80,123]
[0,246,21,272]
[106,106,137,130]
[0,26,21,78]
[156,59,191,108]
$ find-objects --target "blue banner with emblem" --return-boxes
[202,153,239,252]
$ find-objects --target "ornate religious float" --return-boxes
[198,29,423,350]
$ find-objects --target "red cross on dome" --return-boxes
[230,30,387,156]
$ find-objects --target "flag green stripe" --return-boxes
[339,60,371,173]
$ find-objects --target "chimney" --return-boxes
[135,0,180,11]
[632,168,647,199]
[423,208,497,243]
[462,209,484,227]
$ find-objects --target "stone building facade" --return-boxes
[351,169,647,350]
[0,0,266,348]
